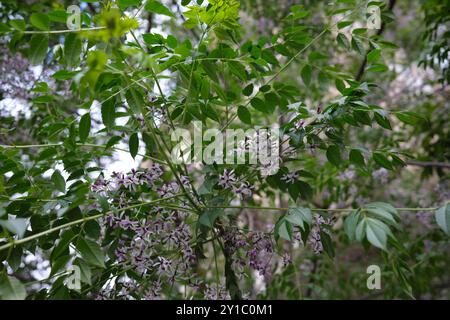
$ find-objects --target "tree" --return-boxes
[0,0,449,300]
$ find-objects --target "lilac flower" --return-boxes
[294,119,305,130]
[111,171,127,189]
[119,216,136,230]
[282,253,292,267]
[308,214,333,254]
[157,182,179,198]
[372,168,389,184]
[416,211,433,229]
[233,182,254,199]
[143,280,162,300]
[115,246,128,263]
[309,227,323,254]
[338,167,356,182]
[281,171,299,184]
[95,289,111,300]
[247,232,273,277]
[90,177,111,196]
[218,169,237,189]
[105,214,118,228]
[157,256,172,274]
[204,284,231,300]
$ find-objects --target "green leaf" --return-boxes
[366,64,388,73]
[365,203,397,226]
[355,219,366,242]
[351,37,365,55]
[250,97,268,114]
[9,19,26,31]
[50,255,71,277]
[297,180,313,199]
[435,203,450,236]
[74,258,92,285]
[199,209,223,228]
[118,0,141,10]
[365,218,389,250]
[145,0,175,18]
[374,111,392,129]
[51,230,74,260]
[101,101,116,129]
[51,170,66,193]
[0,274,26,300]
[344,211,360,240]
[0,218,28,238]
[370,202,399,219]
[349,149,365,167]
[64,33,82,69]
[301,64,312,86]
[326,145,341,167]
[129,133,139,159]
[395,111,425,125]
[242,84,254,96]
[29,34,49,65]
[30,13,49,31]
[237,106,252,124]
[321,232,335,258]
[336,33,350,49]
[125,88,145,114]
[52,70,79,80]
[76,237,105,268]
[277,220,293,241]
[367,49,381,63]
[79,113,91,143]
[373,152,393,170]
[285,207,312,230]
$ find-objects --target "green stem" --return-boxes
[0,195,182,252]
[22,27,106,34]
[207,205,439,212]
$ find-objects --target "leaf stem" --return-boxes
[207,205,439,212]
[0,195,182,252]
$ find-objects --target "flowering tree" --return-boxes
[0,0,449,300]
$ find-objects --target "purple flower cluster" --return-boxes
[218,169,254,199]
[281,171,299,184]
[247,232,274,277]
[308,214,333,254]
[96,205,197,299]
[91,165,164,196]
[221,228,276,278]
[204,284,231,300]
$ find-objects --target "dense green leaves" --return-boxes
[345,203,399,251]
[0,0,447,301]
